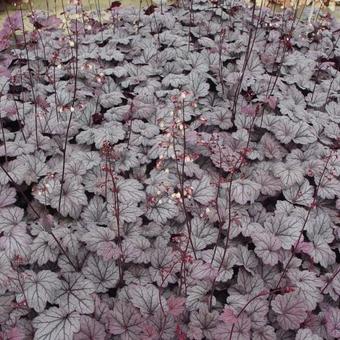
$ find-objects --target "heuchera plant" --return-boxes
[0,0,339,339]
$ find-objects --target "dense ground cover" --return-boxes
[0,0,340,339]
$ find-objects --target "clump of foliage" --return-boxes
[0,0,340,339]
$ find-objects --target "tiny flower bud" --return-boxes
[180,92,186,99]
